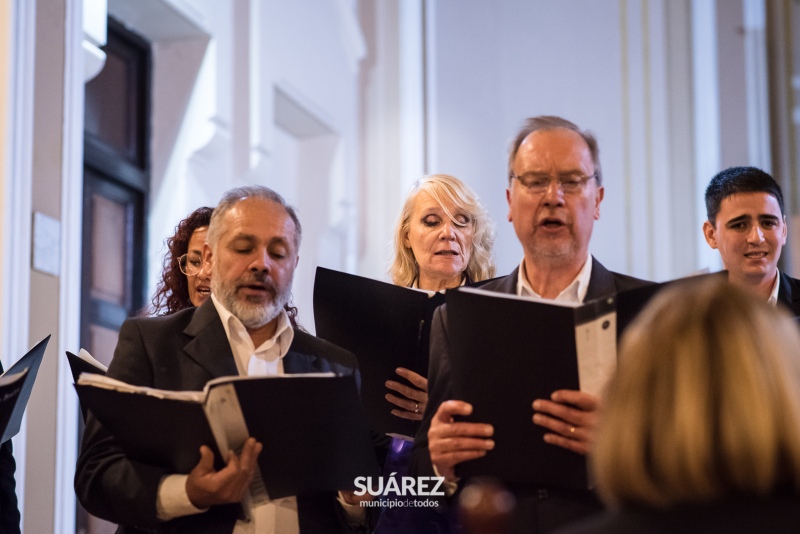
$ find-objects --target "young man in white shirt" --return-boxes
[703,166,800,315]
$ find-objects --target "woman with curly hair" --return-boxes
[151,207,213,315]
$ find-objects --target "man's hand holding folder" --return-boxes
[186,438,263,509]
[428,389,600,485]
[531,389,600,456]
[428,400,495,482]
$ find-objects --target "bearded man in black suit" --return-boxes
[411,116,651,534]
[76,186,368,533]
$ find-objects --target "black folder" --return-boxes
[0,336,50,444]
[66,350,108,422]
[447,273,722,489]
[75,373,380,499]
[229,375,380,497]
[66,350,107,384]
[76,381,219,473]
[447,288,614,490]
[313,267,444,437]
[616,272,726,337]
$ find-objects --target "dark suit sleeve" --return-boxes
[0,438,20,534]
[0,363,20,534]
[74,319,170,528]
[410,305,451,478]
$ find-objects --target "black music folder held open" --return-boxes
[447,273,721,489]
[0,336,50,444]
[313,266,444,438]
[75,373,380,501]
[447,288,617,490]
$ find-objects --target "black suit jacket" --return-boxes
[0,362,20,534]
[75,299,362,534]
[411,258,651,534]
[777,271,800,318]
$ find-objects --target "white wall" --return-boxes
[118,0,366,331]
[417,0,693,281]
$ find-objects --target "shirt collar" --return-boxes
[517,255,593,303]
[768,270,781,307]
[410,275,467,293]
[210,293,294,356]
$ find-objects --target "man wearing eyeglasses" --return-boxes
[412,116,650,533]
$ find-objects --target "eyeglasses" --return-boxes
[511,172,597,194]
[178,253,203,277]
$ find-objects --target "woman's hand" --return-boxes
[385,367,428,420]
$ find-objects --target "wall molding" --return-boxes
[692,0,723,271]
[55,0,85,531]
[2,0,36,527]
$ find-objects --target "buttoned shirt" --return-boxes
[517,255,593,303]
[768,270,781,307]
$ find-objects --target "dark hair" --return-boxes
[151,207,213,316]
[207,186,303,330]
[508,115,603,185]
[705,166,785,226]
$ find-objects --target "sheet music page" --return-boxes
[78,348,109,373]
[76,374,204,402]
[574,310,617,397]
[204,382,268,516]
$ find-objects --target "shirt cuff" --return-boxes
[432,464,459,497]
[337,491,367,526]
[156,474,209,520]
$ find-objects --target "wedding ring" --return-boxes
[569,426,576,434]
[414,403,420,414]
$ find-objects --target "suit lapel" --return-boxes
[481,267,518,295]
[585,257,617,300]
[182,299,239,378]
[283,333,321,374]
[778,272,800,317]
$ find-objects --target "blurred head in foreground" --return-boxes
[593,278,800,509]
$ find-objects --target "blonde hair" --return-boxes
[390,174,495,287]
[593,278,800,508]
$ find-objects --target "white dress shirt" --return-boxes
[517,255,593,303]
[768,270,781,307]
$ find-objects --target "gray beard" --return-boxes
[213,277,291,329]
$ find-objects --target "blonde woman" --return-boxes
[558,278,800,534]
[378,174,495,533]
[385,174,495,420]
